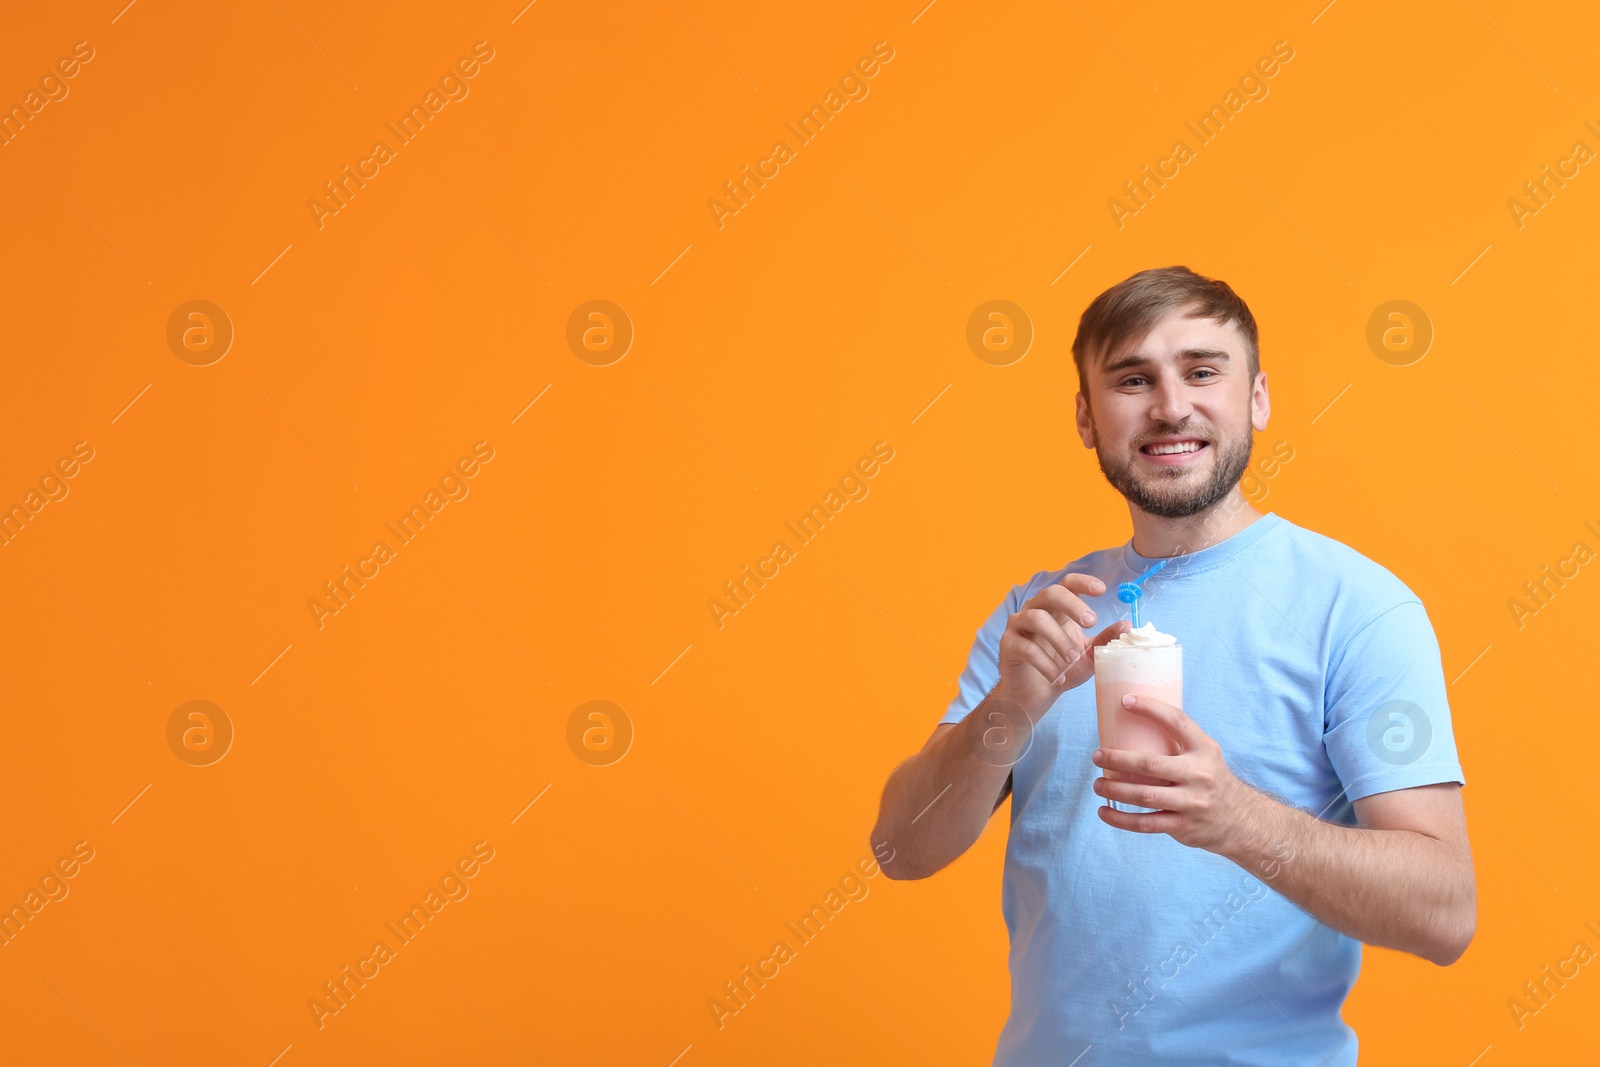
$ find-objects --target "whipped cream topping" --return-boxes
[1106,621,1177,649]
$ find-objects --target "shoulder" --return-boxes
[1263,516,1429,634]
[1272,518,1418,595]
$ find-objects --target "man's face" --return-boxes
[1075,307,1269,519]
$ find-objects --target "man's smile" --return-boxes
[1137,437,1210,467]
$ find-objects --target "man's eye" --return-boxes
[1120,377,1145,387]
[1191,369,1216,380]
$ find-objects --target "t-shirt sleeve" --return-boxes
[1322,599,1466,804]
[939,584,1022,726]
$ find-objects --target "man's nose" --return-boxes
[1149,374,1194,424]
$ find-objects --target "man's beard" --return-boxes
[1093,422,1254,519]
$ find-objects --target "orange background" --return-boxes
[2,0,1596,1063]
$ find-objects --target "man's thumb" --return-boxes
[1087,620,1132,655]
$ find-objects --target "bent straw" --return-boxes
[1116,558,1169,628]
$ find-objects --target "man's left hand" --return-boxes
[1091,694,1256,853]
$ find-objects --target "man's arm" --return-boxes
[1092,694,1477,967]
[871,572,1129,880]
[869,698,1017,881]
[1216,781,1476,966]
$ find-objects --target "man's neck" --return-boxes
[1128,490,1265,558]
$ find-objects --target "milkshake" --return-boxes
[1094,622,1182,813]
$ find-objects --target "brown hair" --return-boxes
[1070,265,1259,396]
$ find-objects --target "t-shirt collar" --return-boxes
[1120,510,1283,581]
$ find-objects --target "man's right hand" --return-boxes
[869,572,1132,880]
[995,573,1131,717]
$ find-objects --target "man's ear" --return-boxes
[1251,371,1270,432]
[1075,391,1097,448]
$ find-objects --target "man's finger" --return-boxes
[1016,639,1068,687]
[1093,774,1183,810]
[1093,746,1183,783]
[1121,694,1195,749]
[1095,804,1179,835]
[1033,584,1097,628]
[1017,608,1085,675]
[1058,572,1107,597]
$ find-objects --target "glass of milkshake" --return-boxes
[1094,622,1182,813]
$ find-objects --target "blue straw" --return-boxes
[1117,558,1169,628]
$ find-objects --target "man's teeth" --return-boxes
[1144,441,1204,455]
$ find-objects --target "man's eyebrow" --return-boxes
[1101,348,1232,375]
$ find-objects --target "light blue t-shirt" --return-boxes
[941,511,1466,1066]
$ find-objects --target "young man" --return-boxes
[868,266,1474,1065]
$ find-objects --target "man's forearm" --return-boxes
[1219,785,1475,965]
[872,691,1019,880]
